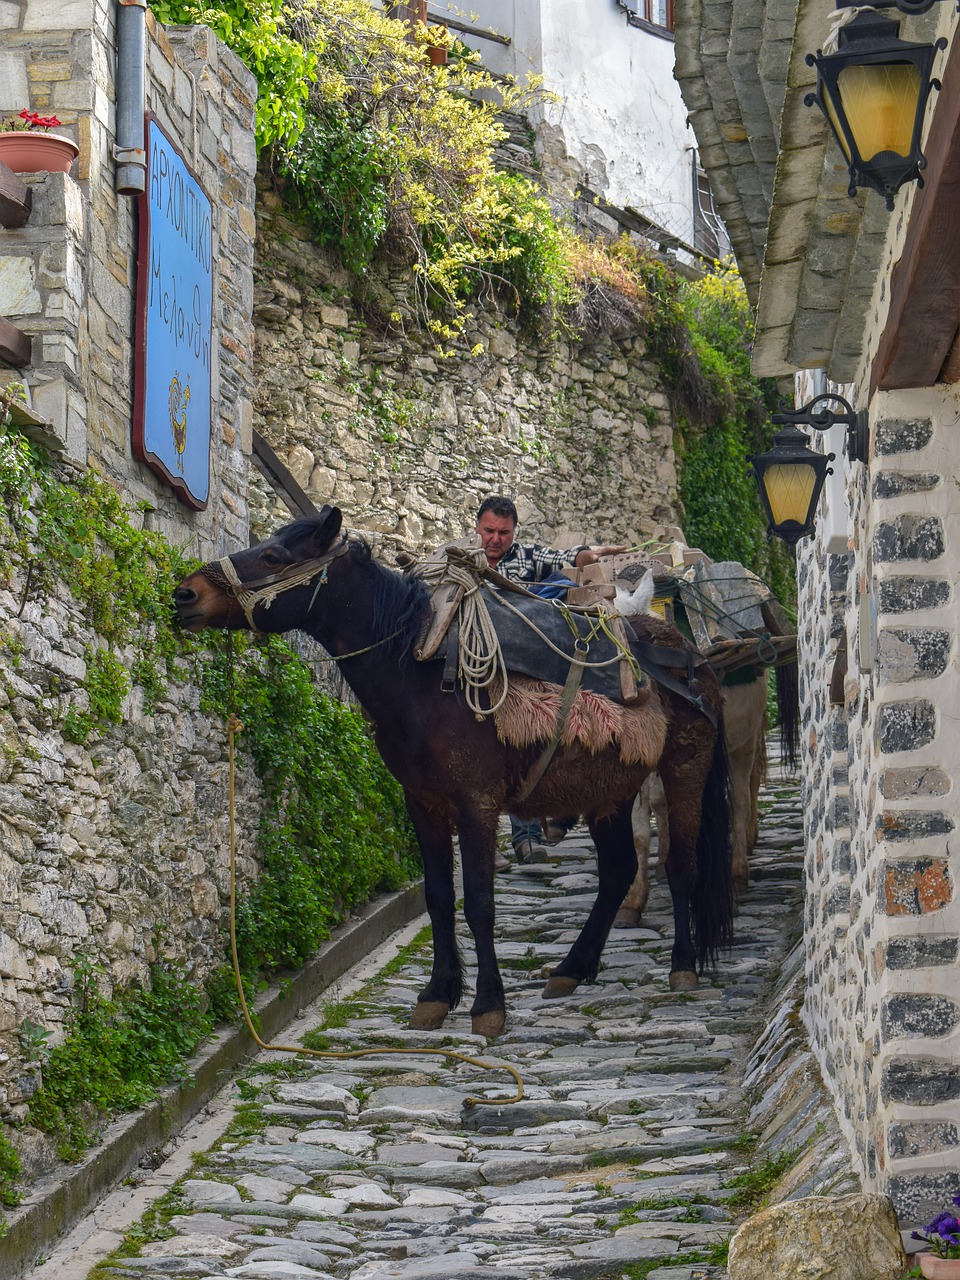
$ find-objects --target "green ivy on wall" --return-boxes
[638,257,795,605]
[199,632,421,979]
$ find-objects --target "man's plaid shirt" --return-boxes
[495,541,589,583]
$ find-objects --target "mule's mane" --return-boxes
[269,518,427,662]
[350,537,429,664]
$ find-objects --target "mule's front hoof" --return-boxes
[472,1010,506,1038]
[542,974,580,1000]
[669,969,699,992]
[409,1000,449,1030]
[614,906,643,928]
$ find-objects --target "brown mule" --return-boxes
[175,507,734,1036]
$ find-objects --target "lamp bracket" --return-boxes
[844,0,960,12]
[771,393,869,463]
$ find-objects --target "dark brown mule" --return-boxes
[174,506,734,1037]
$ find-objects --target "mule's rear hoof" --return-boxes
[542,974,580,1000]
[614,906,643,928]
[409,1000,449,1030]
[472,1010,505,1038]
[669,969,699,992]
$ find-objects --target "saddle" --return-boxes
[405,540,646,708]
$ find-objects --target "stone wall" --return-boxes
[0,504,262,1123]
[0,7,261,1124]
[796,372,960,1220]
[250,184,682,555]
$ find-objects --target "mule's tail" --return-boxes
[776,660,801,771]
[693,717,734,968]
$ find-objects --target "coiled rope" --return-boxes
[225,710,524,1108]
[411,551,644,718]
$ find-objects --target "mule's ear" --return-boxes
[311,505,343,552]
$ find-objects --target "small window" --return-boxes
[645,0,674,30]
[617,0,674,36]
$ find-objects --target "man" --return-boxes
[476,495,624,581]
[474,495,625,867]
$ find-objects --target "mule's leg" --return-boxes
[456,805,506,1038]
[747,729,766,854]
[617,786,651,928]
[650,772,669,880]
[659,714,734,991]
[723,675,767,890]
[404,794,462,1030]
[658,745,709,991]
[544,799,637,999]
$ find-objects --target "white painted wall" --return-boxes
[436,0,701,244]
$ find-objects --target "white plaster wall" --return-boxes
[439,0,698,242]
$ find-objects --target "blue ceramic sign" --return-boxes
[134,115,213,509]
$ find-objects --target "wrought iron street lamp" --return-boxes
[805,1,950,209]
[751,394,869,547]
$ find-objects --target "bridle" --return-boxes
[200,534,351,631]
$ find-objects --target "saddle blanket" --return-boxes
[433,584,645,704]
[493,676,667,766]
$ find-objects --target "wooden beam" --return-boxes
[575,184,711,264]
[426,10,510,45]
[251,429,319,517]
[873,34,960,391]
[0,159,32,229]
[0,317,31,368]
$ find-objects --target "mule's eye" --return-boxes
[261,550,283,567]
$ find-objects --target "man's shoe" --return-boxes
[541,820,568,846]
[494,849,512,873]
[515,839,547,863]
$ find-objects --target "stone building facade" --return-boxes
[0,0,256,557]
[676,0,960,1219]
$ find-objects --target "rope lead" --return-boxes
[226,714,524,1108]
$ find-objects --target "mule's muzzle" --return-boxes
[173,576,211,631]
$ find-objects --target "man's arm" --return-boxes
[573,544,627,568]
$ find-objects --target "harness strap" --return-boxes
[513,649,586,805]
[630,638,717,728]
[202,536,351,630]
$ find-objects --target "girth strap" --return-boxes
[513,650,586,805]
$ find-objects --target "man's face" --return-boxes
[476,511,517,567]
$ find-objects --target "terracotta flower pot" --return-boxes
[0,132,79,174]
[917,1253,960,1280]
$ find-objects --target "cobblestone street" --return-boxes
[34,749,809,1280]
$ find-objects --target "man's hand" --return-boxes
[574,544,628,567]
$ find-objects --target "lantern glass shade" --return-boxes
[833,61,921,159]
[761,460,822,528]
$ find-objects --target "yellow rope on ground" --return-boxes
[226,714,524,1108]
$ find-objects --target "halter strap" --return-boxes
[201,534,351,630]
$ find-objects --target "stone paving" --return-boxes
[85,750,805,1280]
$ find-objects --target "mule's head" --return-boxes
[174,505,344,633]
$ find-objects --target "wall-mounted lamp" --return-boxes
[805,2,949,209]
[751,394,869,547]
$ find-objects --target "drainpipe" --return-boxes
[115,0,147,195]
